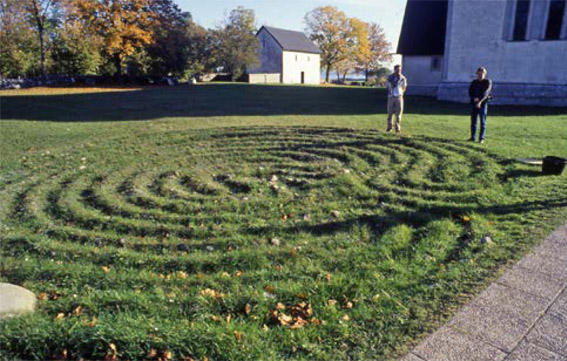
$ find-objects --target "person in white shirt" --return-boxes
[385,65,407,133]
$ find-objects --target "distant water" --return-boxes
[321,70,366,82]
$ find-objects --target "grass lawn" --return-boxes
[0,84,566,360]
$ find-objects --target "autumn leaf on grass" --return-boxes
[323,273,332,283]
[101,266,111,273]
[199,288,224,299]
[37,292,47,300]
[243,303,252,316]
[71,305,82,316]
[234,270,243,277]
[55,313,65,320]
[233,331,243,342]
[462,216,471,223]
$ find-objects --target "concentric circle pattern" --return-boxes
[2,126,562,360]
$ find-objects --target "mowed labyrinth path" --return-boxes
[1,126,565,360]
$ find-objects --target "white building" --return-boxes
[398,0,567,106]
[248,26,321,85]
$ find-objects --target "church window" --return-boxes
[513,0,531,41]
[545,0,566,40]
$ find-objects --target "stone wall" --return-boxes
[443,0,567,85]
[438,82,567,106]
[248,29,283,75]
[248,73,281,84]
[402,56,443,96]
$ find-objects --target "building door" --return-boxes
[301,72,305,84]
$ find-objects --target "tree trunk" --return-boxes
[325,65,331,83]
[342,71,347,83]
[114,54,122,83]
[336,71,340,83]
[38,26,45,78]
[365,67,369,83]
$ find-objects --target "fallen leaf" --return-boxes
[323,273,332,282]
[55,313,65,320]
[226,314,232,324]
[37,292,47,300]
[199,288,224,299]
[233,331,243,341]
[234,270,243,277]
[274,265,282,271]
[177,271,188,279]
[220,272,230,278]
[331,210,340,218]
[262,324,269,332]
[264,285,276,293]
[462,216,471,223]
[210,315,221,322]
[327,299,338,306]
[147,349,158,358]
[244,303,251,315]
[71,305,82,316]
[275,302,286,310]
[343,302,353,309]
[86,317,97,327]
[101,266,110,273]
[341,314,350,321]
[162,351,173,360]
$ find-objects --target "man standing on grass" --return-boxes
[468,67,492,144]
[385,65,407,134]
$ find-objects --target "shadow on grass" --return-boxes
[2,84,565,122]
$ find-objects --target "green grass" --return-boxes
[0,84,566,360]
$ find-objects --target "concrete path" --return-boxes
[401,223,567,361]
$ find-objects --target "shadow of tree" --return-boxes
[2,84,565,122]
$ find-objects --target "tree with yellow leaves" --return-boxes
[72,0,156,79]
[357,22,392,82]
[334,17,369,83]
[304,6,351,83]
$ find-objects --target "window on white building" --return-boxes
[430,57,442,71]
[545,0,567,40]
[513,0,531,41]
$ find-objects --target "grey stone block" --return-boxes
[471,283,549,321]
[526,313,567,357]
[447,302,532,353]
[516,253,567,283]
[399,353,426,361]
[0,283,37,319]
[549,289,567,322]
[413,326,507,361]
[533,228,567,262]
[505,341,565,361]
[496,265,565,301]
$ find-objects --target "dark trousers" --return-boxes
[470,103,488,141]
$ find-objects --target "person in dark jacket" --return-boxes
[468,67,492,144]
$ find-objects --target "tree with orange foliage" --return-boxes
[334,17,369,83]
[357,23,392,82]
[72,0,156,79]
[304,6,351,83]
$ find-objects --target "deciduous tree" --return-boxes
[0,0,39,77]
[209,7,258,81]
[73,0,156,79]
[305,6,351,83]
[357,22,392,82]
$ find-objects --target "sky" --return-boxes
[176,0,408,55]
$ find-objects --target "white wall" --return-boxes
[249,73,281,84]
[443,0,567,84]
[282,51,320,85]
[402,56,443,96]
[248,29,282,75]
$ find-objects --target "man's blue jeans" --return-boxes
[471,103,488,141]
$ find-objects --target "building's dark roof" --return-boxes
[397,0,448,55]
[259,26,321,54]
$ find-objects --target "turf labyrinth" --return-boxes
[1,126,564,360]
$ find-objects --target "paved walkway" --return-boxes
[401,223,567,361]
